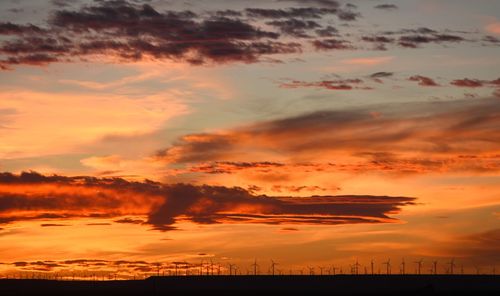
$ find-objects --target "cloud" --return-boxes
[40,223,71,227]
[311,38,353,50]
[279,78,370,90]
[0,171,415,230]
[0,1,306,69]
[267,19,321,37]
[370,72,394,78]
[374,4,398,11]
[361,27,468,49]
[245,7,338,19]
[187,161,285,174]
[399,34,465,48]
[408,75,440,86]
[0,22,46,35]
[154,98,500,175]
[450,78,500,88]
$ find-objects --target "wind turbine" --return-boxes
[307,266,315,275]
[400,258,406,275]
[382,259,391,275]
[447,258,456,275]
[270,260,278,276]
[228,263,236,276]
[331,265,339,276]
[353,260,361,275]
[414,259,423,275]
[370,259,375,275]
[432,260,438,275]
[251,259,259,275]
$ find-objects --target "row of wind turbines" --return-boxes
[161,258,494,276]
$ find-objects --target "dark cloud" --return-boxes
[40,223,71,227]
[370,72,394,78]
[315,25,338,37]
[408,75,440,86]
[0,22,46,35]
[336,10,361,21]
[245,6,360,21]
[311,38,353,50]
[374,4,398,10]
[187,161,285,174]
[0,171,415,230]
[362,36,395,43]
[267,19,321,37]
[0,1,306,68]
[361,27,469,49]
[279,78,368,90]
[399,34,465,48]
[114,217,145,224]
[482,35,500,45]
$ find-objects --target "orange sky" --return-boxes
[0,0,499,277]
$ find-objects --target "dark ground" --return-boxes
[0,275,499,295]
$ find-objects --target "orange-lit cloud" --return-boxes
[0,171,415,231]
[155,98,500,176]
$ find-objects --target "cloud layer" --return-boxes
[0,171,415,230]
[155,98,500,175]
[0,1,484,69]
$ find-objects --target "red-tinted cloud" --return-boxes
[450,78,500,88]
[0,172,415,230]
[408,75,440,86]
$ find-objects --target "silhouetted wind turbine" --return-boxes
[383,259,391,275]
[228,263,236,276]
[307,266,315,275]
[414,259,423,275]
[155,262,161,277]
[331,265,338,276]
[370,259,374,275]
[400,258,406,275]
[432,260,438,275]
[251,259,259,275]
[353,260,361,275]
[270,260,278,276]
[447,258,456,275]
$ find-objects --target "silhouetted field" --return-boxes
[1,275,499,295]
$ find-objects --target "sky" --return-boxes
[0,0,499,278]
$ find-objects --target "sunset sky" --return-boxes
[0,0,499,277]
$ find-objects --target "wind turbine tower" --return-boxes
[415,259,423,275]
[383,259,391,275]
